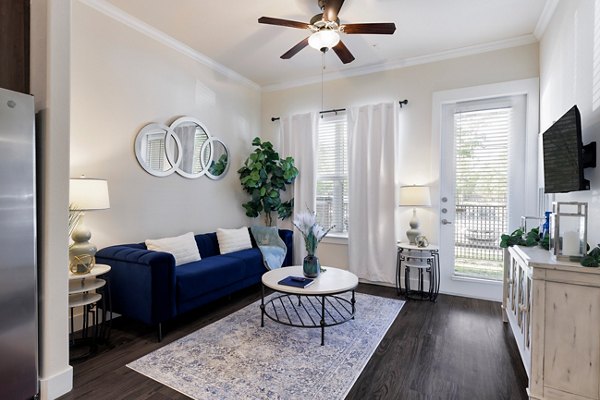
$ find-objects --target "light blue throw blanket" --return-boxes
[250,226,287,270]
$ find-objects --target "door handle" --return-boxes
[441,219,452,225]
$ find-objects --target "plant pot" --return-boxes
[303,255,320,278]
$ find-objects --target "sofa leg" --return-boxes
[157,323,163,342]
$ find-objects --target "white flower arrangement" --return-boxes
[292,209,334,256]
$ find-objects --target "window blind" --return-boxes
[192,129,209,174]
[454,107,510,206]
[317,112,348,234]
[146,133,166,171]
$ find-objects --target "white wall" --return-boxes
[262,44,540,274]
[71,1,261,249]
[540,0,600,247]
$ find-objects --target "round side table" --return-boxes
[68,264,111,360]
[396,242,440,301]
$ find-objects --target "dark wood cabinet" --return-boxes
[0,1,30,94]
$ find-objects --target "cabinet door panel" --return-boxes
[544,282,600,399]
[510,258,517,313]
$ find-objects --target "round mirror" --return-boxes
[169,117,211,179]
[134,123,181,177]
[202,138,230,180]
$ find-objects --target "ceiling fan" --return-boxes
[258,0,396,64]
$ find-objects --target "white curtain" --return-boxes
[280,112,319,264]
[348,103,399,284]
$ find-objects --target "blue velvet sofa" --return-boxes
[95,229,293,340]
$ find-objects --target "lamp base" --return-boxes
[406,228,421,245]
[69,221,97,274]
[406,208,421,245]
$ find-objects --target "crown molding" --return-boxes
[534,0,559,39]
[78,0,260,90]
[262,34,538,92]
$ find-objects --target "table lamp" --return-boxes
[399,185,431,245]
[69,177,110,274]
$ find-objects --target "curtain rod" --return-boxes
[270,99,408,122]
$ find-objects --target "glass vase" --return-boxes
[303,255,320,278]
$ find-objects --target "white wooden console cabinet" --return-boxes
[503,245,600,400]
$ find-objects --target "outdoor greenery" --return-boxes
[238,137,299,226]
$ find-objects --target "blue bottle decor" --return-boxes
[303,255,320,278]
[543,211,552,238]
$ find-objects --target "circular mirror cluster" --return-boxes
[134,117,229,180]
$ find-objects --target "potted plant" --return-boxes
[293,209,334,278]
[238,137,299,226]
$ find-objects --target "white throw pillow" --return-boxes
[145,232,201,266]
[217,227,253,254]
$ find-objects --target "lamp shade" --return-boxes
[308,29,340,50]
[69,178,110,210]
[398,185,431,207]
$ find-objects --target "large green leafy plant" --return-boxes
[238,137,299,226]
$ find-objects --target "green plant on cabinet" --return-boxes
[581,245,600,267]
[499,227,549,250]
[238,137,299,226]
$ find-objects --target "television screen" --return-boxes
[543,105,589,193]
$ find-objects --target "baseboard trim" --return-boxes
[39,365,73,400]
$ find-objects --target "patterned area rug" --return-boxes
[127,293,404,400]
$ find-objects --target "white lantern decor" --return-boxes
[550,201,588,261]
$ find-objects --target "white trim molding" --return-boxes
[534,0,560,39]
[39,365,73,400]
[77,0,260,90]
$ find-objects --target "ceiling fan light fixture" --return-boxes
[308,29,340,51]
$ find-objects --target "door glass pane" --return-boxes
[453,107,510,280]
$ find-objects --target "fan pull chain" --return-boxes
[321,50,325,118]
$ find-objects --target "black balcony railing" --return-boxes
[454,204,506,263]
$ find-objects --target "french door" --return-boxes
[436,81,538,300]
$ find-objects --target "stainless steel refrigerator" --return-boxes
[0,88,39,399]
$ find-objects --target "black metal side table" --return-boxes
[396,242,440,301]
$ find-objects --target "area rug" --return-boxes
[127,292,404,400]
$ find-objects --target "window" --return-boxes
[316,112,348,235]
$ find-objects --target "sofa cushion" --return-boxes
[175,256,245,303]
[145,232,201,266]
[216,227,252,254]
[221,248,266,277]
[195,232,220,258]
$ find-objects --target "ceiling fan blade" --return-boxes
[258,16,309,30]
[332,40,355,64]
[281,37,310,59]
[323,0,345,22]
[342,23,397,34]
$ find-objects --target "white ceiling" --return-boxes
[103,0,550,89]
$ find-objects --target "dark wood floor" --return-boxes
[59,285,528,400]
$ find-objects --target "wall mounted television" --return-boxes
[543,105,596,193]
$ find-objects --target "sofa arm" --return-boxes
[96,245,177,326]
[278,229,294,267]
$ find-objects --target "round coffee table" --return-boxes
[261,266,359,345]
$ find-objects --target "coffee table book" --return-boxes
[277,276,315,288]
